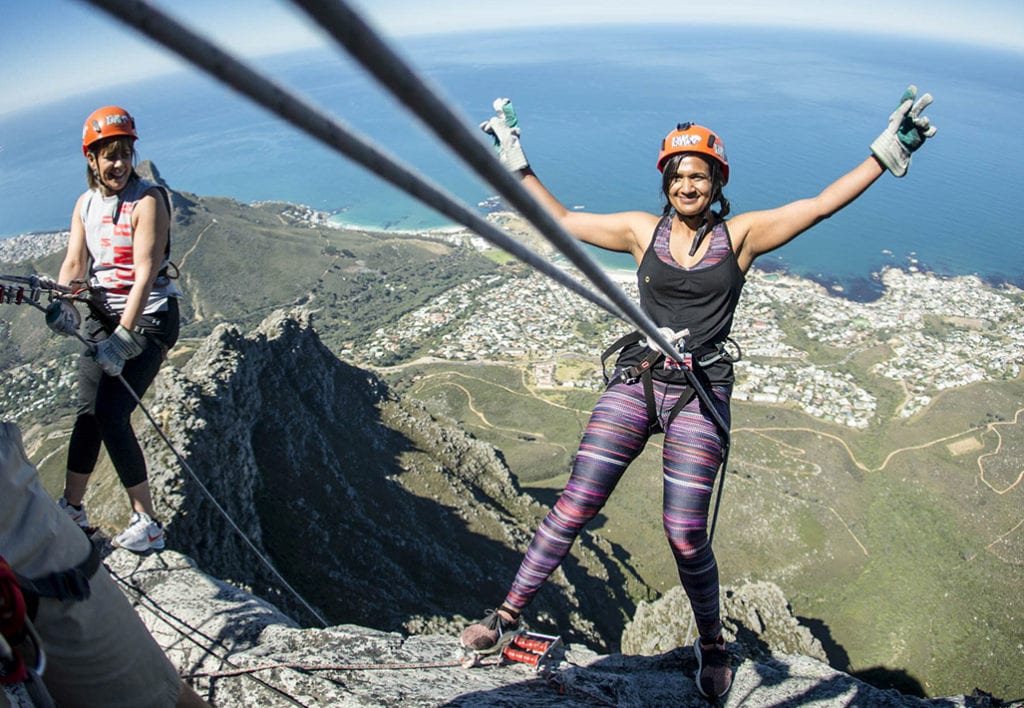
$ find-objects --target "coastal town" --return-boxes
[4,222,1023,430]
[356,227,1024,429]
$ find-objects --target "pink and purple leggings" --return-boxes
[504,377,730,642]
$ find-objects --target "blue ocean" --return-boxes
[2,25,1022,300]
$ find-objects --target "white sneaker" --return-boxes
[59,496,91,530]
[114,511,165,552]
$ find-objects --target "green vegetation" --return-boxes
[382,356,1024,699]
[5,188,1022,699]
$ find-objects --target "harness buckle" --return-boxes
[695,338,742,368]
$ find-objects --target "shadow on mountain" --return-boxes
[740,653,962,707]
[852,666,927,698]
[798,614,852,670]
[143,309,647,650]
[798,615,927,697]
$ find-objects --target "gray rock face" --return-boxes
[102,547,996,707]
[622,582,827,662]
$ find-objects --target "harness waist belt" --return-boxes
[601,331,736,385]
[15,542,101,603]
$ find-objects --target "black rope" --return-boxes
[75,0,730,529]
[288,0,668,346]
[110,369,331,627]
[75,0,622,320]
[1,278,331,627]
[106,563,309,707]
[290,0,732,539]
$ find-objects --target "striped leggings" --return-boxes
[503,377,730,642]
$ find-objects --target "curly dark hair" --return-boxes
[659,153,731,219]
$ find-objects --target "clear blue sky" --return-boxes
[2,0,1023,115]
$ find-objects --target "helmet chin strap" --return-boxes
[682,208,714,257]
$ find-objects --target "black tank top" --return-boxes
[615,214,746,385]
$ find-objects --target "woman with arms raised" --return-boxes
[461,87,935,699]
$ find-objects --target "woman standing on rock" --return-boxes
[461,88,936,698]
[47,105,181,553]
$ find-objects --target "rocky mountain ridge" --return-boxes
[133,307,644,646]
[89,308,1009,706]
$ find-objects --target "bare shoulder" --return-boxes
[561,209,660,259]
[723,211,761,271]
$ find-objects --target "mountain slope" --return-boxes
[134,308,648,648]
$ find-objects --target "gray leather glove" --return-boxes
[870,85,936,177]
[480,98,529,171]
[45,299,81,337]
[91,325,145,377]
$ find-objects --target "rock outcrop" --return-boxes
[622,582,827,662]
[102,546,1003,707]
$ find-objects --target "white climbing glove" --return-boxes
[91,325,145,377]
[870,85,937,177]
[480,98,530,171]
[45,299,81,337]
[641,327,689,357]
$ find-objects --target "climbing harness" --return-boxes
[600,331,741,434]
[1,274,167,349]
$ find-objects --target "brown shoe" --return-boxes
[694,635,733,698]
[459,608,520,654]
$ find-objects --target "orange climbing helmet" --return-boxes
[81,106,138,156]
[656,122,728,184]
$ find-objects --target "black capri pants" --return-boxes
[67,299,180,488]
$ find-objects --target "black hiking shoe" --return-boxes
[694,635,733,699]
[460,607,520,654]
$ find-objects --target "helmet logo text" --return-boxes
[670,134,702,148]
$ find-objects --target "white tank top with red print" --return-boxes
[80,177,180,314]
